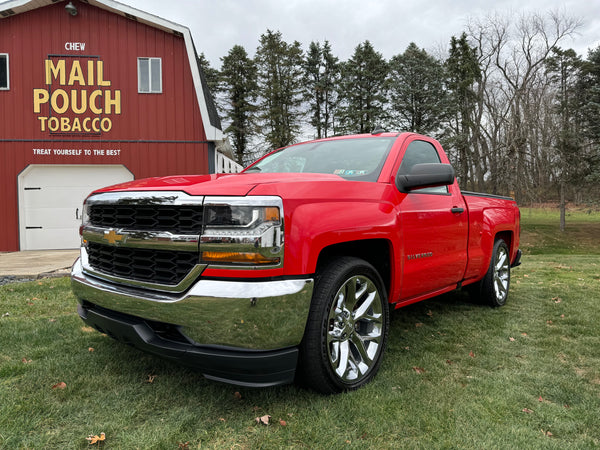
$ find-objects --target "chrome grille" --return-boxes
[86,242,198,286]
[88,204,203,234]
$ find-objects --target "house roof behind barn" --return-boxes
[0,0,223,140]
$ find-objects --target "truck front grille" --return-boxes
[86,242,198,286]
[88,204,203,234]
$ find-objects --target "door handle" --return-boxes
[451,207,464,214]
[76,208,79,220]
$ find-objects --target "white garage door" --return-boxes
[18,165,134,250]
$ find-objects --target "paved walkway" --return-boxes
[0,249,80,278]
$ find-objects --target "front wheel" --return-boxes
[299,257,389,394]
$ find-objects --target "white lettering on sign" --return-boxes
[65,42,86,51]
[32,148,122,157]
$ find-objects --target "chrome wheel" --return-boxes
[479,239,511,307]
[299,257,389,394]
[493,244,510,302]
[326,275,384,383]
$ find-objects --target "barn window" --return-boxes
[0,54,8,90]
[137,57,162,93]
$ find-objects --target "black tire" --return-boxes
[299,257,389,394]
[478,239,511,307]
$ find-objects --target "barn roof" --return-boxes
[0,0,223,141]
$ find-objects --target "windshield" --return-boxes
[245,137,396,182]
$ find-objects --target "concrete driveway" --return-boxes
[0,249,79,278]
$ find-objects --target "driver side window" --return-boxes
[399,140,448,194]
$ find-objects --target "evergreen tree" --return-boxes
[197,52,219,93]
[219,45,258,165]
[580,47,600,188]
[546,47,585,230]
[581,46,600,145]
[338,40,388,134]
[303,41,340,138]
[255,30,304,150]
[388,43,448,135]
[444,33,482,187]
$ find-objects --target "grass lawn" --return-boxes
[1,209,599,449]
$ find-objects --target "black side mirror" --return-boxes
[396,163,455,193]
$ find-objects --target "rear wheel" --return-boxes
[299,257,389,394]
[479,239,511,307]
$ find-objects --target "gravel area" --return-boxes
[0,276,35,286]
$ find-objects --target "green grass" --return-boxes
[1,210,599,449]
[520,206,600,254]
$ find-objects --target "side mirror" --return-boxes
[396,163,455,193]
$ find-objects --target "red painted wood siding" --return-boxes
[0,2,213,250]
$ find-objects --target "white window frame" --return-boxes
[137,57,162,94]
[0,53,9,90]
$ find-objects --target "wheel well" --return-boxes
[316,239,391,296]
[495,231,512,251]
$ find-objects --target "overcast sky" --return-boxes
[118,0,600,66]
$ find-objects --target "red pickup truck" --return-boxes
[71,132,521,394]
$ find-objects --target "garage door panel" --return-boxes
[19,165,133,250]
[25,208,79,228]
[24,228,81,250]
[24,188,92,209]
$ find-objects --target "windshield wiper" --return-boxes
[244,167,262,172]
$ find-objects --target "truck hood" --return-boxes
[93,172,347,197]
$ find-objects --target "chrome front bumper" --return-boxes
[71,258,314,351]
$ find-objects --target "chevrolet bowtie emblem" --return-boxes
[103,229,125,245]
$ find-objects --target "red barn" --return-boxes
[0,0,238,251]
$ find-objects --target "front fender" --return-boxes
[285,199,399,275]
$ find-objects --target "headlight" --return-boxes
[200,196,284,267]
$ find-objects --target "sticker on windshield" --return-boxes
[334,169,368,176]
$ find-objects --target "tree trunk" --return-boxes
[559,181,566,232]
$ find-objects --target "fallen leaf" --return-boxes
[509,337,516,342]
[234,391,242,400]
[521,332,528,336]
[446,360,453,365]
[552,297,562,303]
[88,347,95,352]
[21,358,32,364]
[219,418,226,422]
[279,419,287,426]
[415,322,423,328]
[522,408,533,414]
[538,396,544,402]
[542,430,553,437]
[469,351,475,358]
[547,320,553,325]
[178,442,189,449]
[412,366,426,374]
[52,382,67,390]
[81,326,95,333]
[1,312,9,318]
[146,374,157,383]
[86,432,106,445]
[426,310,433,317]
[560,314,565,318]
[255,414,271,425]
